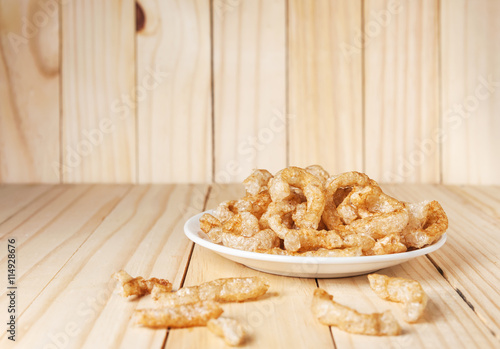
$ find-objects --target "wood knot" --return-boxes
[136,2,145,32]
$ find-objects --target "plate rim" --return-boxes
[184,210,447,265]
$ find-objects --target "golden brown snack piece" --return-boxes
[368,273,428,323]
[113,270,171,298]
[371,233,407,255]
[322,171,379,230]
[152,277,270,307]
[214,200,237,222]
[269,167,326,229]
[199,213,223,243]
[402,200,448,249]
[263,200,301,239]
[312,288,401,336]
[133,301,223,328]
[207,317,246,346]
[222,228,280,252]
[305,165,330,185]
[259,247,363,257]
[243,169,273,196]
[284,228,343,252]
[341,233,376,253]
[234,190,273,219]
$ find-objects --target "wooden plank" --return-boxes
[446,185,500,221]
[382,183,500,339]
[0,0,59,183]
[318,257,498,348]
[136,0,212,183]
[364,0,440,183]
[61,0,136,183]
[0,184,209,348]
[213,0,287,182]
[0,184,52,224]
[166,183,334,348]
[0,186,130,317]
[440,0,500,185]
[288,0,363,173]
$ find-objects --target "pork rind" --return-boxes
[368,273,428,322]
[312,288,401,336]
[133,301,223,328]
[243,169,273,196]
[113,270,171,298]
[269,167,325,229]
[401,200,448,249]
[207,317,246,346]
[222,229,280,252]
[259,247,363,257]
[201,167,448,257]
[152,277,270,307]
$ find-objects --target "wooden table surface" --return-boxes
[1,183,499,349]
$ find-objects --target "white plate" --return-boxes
[184,211,447,278]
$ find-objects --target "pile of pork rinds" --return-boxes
[200,166,448,256]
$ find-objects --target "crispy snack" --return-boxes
[215,200,237,222]
[134,301,223,328]
[152,277,270,307]
[284,228,343,252]
[371,233,407,255]
[201,166,448,257]
[269,167,325,229]
[341,233,376,253]
[368,274,428,323]
[222,228,280,252]
[305,165,330,185]
[402,200,448,249]
[234,191,272,219]
[207,317,246,346]
[113,270,171,298]
[259,247,363,257]
[323,171,378,230]
[312,288,401,336]
[264,200,301,239]
[200,213,223,243]
[243,169,273,196]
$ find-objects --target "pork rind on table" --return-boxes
[199,166,448,256]
[311,288,401,336]
[152,277,269,307]
[113,274,265,339]
[133,301,223,328]
[113,270,172,298]
[207,317,247,346]
[368,273,428,322]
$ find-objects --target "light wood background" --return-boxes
[0,0,499,185]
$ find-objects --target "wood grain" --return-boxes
[0,183,498,347]
[446,185,500,221]
[0,184,209,348]
[0,184,51,224]
[213,0,287,182]
[288,0,363,174]
[383,183,500,339]
[136,0,212,183]
[440,0,500,185]
[166,183,334,348]
[61,0,136,183]
[319,258,498,348]
[364,0,440,183]
[0,0,59,183]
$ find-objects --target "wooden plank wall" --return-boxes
[0,0,499,185]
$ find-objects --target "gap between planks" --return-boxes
[9,185,133,324]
